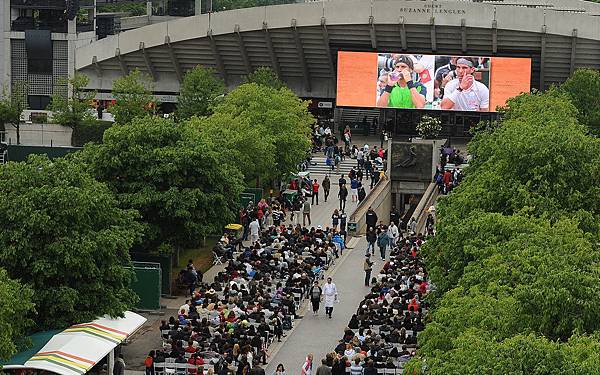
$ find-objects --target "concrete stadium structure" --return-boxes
[76,0,600,102]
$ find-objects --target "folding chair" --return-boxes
[212,251,224,265]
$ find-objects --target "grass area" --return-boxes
[170,237,217,295]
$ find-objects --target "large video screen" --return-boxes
[336,52,531,112]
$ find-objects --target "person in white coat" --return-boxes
[387,222,399,251]
[322,277,338,319]
[249,219,260,244]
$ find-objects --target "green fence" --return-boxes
[131,252,172,295]
[6,145,81,162]
[131,262,161,310]
[240,188,263,208]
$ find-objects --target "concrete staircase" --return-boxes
[307,154,359,176]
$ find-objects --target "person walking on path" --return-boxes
[309,281,322,316]
[338,174,346,188]
[301,354,313,375]
[331,209,340,231]
[302,199,312,226]
[249,218,260,244]
[350,177,359,202]
[315,359,332,375]
[366,207,378,229]
[322,277,338,319]
[311,179,320,205]
[364,254,374,287]
[366,227,377,256]
[338,185,348,211]
[377,227,390,259]
[339,211,348,241]
[322,175,331,202]
[387,221,399,248]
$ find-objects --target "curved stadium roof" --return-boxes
[76,0,600,100]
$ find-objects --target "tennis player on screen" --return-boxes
[376,55,426,109]
[440,58,489,111]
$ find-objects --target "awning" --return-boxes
[2,311,146,375]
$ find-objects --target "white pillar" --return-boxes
[107,349,115,375]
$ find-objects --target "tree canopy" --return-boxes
[49,73,96,129]
[408,87,600,373]
[244,67,286,90]
[0,268,34,361]
[80,116,244,253]
[110,69,156,125]
[176,65,225,120]
[560,68,600,136]
[0,85,26,144]
[0,155,139,329]
[210,83,313,182]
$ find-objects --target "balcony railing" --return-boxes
[11,0,94,9]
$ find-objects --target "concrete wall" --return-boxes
[350,178,392,236]
[4,123,73,147]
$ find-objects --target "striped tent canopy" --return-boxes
[2,311,146,375]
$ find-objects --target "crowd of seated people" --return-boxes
[325,235,429,373]
[151,223,347,375]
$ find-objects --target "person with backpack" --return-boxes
[377,227,390,259]
[144,351,155,375]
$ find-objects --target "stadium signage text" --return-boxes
[399,4,466,15]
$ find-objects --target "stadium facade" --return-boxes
[72,0,600,102]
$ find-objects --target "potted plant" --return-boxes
[416,115,442,139]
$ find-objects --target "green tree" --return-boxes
[0,268,34,361]
[245,67,286,90]
[561,68,600,135]
[110,69,156,125]
[176,65,225,120]
[212,83,313,182]
[0,155,140,329]
[0,84,26,144]
[49,73,96,129]
[80,116,244,253]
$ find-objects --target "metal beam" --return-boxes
[430,17,436,52]
[208,30,228,84]
[461,18,467,53]
[115,48,128,76]
[262,22,281,77]
[321,17,336,84]
[92,55,102,77]
[139,42,157,81]
[369,16,377,49]
[235,24,252,75]
[399,17,407,51]
[165,36,183,83]
[540,25,546,90]
[570,28,578,75]
[291,18,311,93]
[492,20,498,54]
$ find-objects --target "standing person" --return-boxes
[316,359,332,375]
[357,186,366,203]
[311,179,320,205]
[364,159,372,181]
[113,354,126,375]
[322,277,338,319]
[249,218,260,244]
[331,209,340,231]
[273,364,286,375]
[144,351,155,375]
[387,221,399,248]
[322,175,331,202]
[302,199,312,226]
[350,177,359,202]
[409,217,417,235]
[390,206,400,226]
[338,174,346,188]
[338,185,348,211]
[366,207,378,229]
[309,281,323,316]
[366,227,377,256]
[301,354,313,375]
[339,211,348,241]
[364,254,374,287]
[377,227,390,259]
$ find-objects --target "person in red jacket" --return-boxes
[311,179,320,205]
[408,297,420,312]
[187,353,205,374]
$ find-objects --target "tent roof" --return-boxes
[2,311,146,375]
